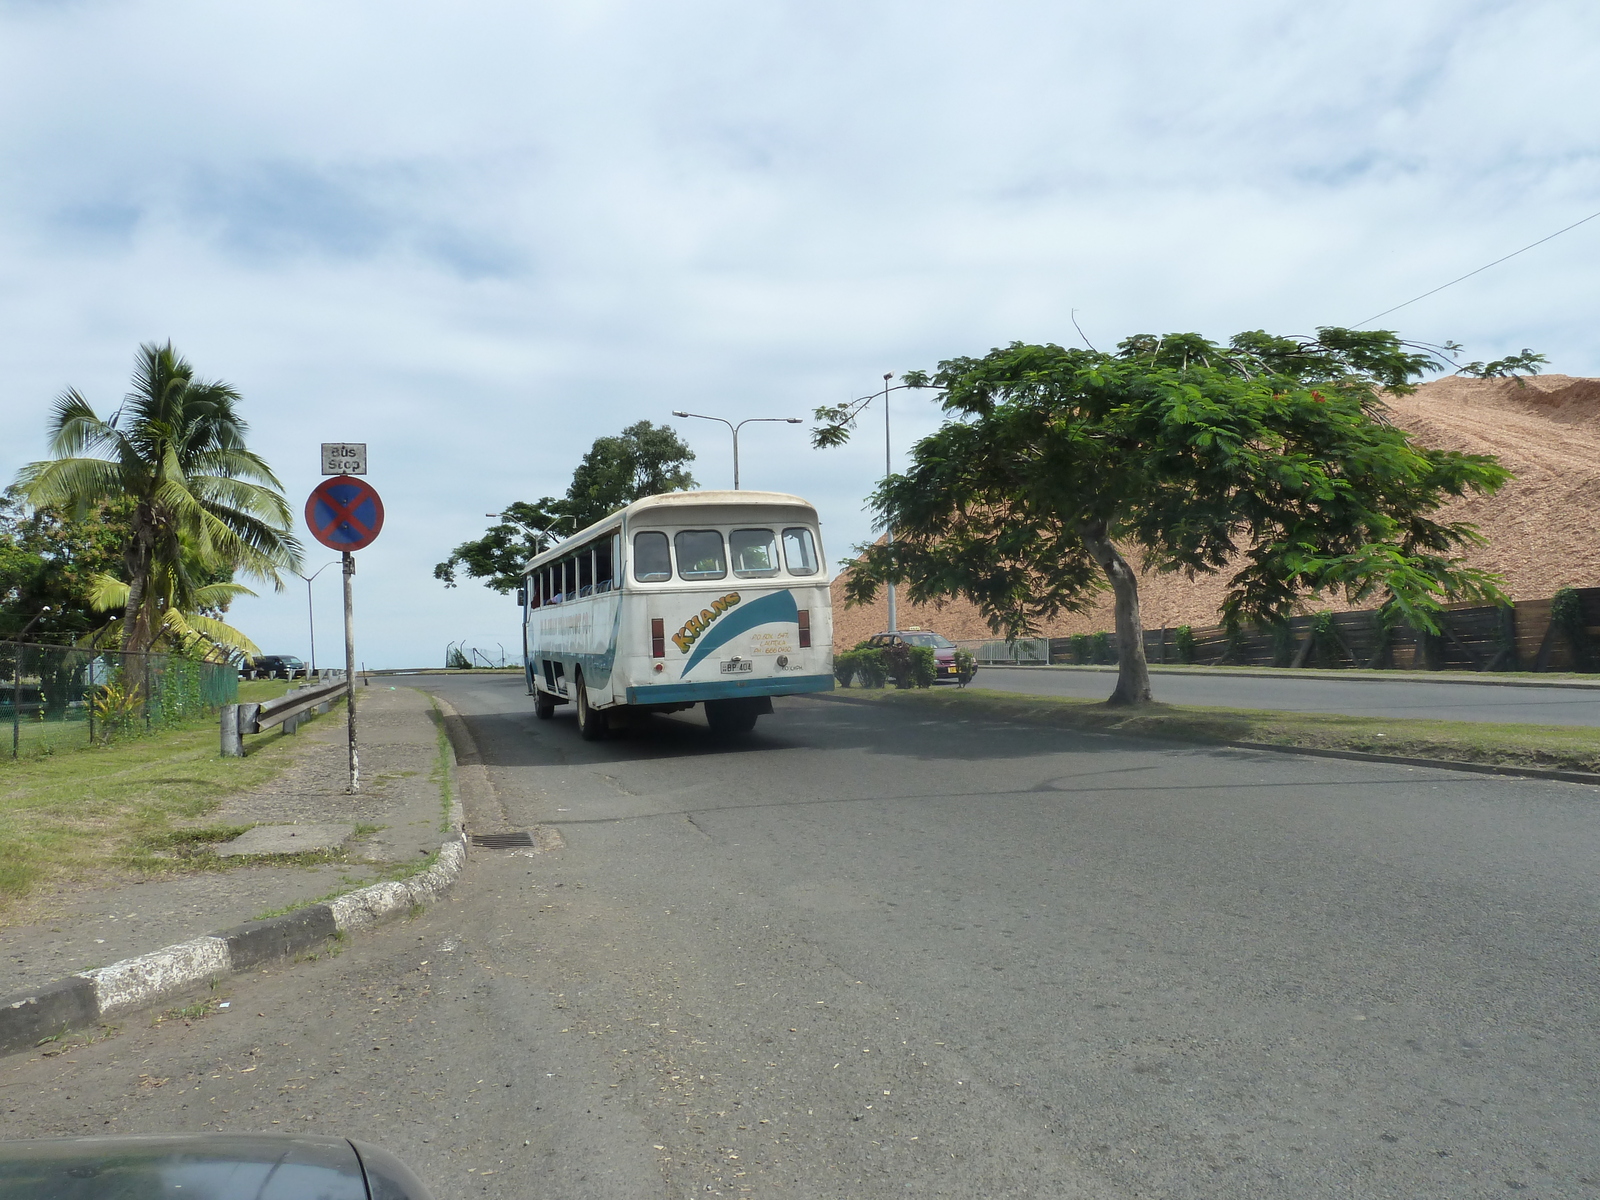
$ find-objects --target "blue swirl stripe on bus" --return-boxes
[573,602,623,690]
[679,590,799,677]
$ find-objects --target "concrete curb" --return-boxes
[0,791,469,1060]
[813,692,1600,788]
[979,663,1600,691]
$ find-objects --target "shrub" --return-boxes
[1174,625,1196,664]
[1552,586,1594,671]
[881,641,917,688]
[853,648,889,688]
[953,648,976,686]
[909,645,937,688]
[1071,633,1090,664]
[1090,631,1114,665]
[1309,611,1347,668]
[833,652,858,688]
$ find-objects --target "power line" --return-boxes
[1354,206,1600,328]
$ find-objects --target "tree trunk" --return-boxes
[1077,520,1153,705]
[121,514,155,656]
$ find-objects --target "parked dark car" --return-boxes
[0,1133,435,1199]
[863,629,968,682]
[243,654,306,679]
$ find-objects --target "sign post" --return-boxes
[305,452,383,794]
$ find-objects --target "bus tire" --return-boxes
[575,671,608,741]
[704,698,760,735]
[534,688,556,719]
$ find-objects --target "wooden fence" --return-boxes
[1043,588,1600,673]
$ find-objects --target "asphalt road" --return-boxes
[8,676,1600,1199]
[976,664,1600,726]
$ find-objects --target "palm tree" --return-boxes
[14,342,302,654]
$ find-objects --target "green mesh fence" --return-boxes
[2,641,239,758]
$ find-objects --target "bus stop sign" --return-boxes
[306,477,385,551]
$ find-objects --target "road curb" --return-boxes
[979,663,1600,691]
[812,691,1600,788]
[0,793,469,1061]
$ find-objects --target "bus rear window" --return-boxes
[730,529,779,577]
[633,531,671,582]
[782,527,818,575]
[675,530,727,580]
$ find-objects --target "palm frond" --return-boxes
[15,457,132,514]
[87,572,131,612]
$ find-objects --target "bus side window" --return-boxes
[782,527,819,575]
[578,547,594,597]
[633,531,671,582]
[564,558,576,600]
[595,537,615,593]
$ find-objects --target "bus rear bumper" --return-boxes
[624,673,835,705]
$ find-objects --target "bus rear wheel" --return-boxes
[704,698,760,735]
[534,688,556,719]
[575,671,608,741]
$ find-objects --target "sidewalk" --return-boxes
[0,685,448,1001]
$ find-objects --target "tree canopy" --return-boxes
[435,421,697,593]
[825,327,1513,705]
[13,342,301,655]
[0,488,128,641]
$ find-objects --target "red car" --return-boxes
[863,629,967,682]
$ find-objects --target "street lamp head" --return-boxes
[883,373,893,381]
[672,410,690,417]
[786,418,802,423]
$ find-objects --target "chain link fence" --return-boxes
[1,640,239,759]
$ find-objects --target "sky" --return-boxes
[2,0,1596,668]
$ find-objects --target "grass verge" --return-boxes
[0,680,332,918]
[832,686,1600,776]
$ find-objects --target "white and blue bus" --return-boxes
[520,490,834,737]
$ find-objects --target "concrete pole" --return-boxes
[883,373,897,632]
[343,551,359,793]
[220,703,242,757]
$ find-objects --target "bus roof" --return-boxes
[521,490,819,573]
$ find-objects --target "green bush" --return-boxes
[953,648,976,686]
[881,641,925,688]
[909,645,937,688]
[833,651,858,687]
[1071,633,1090,664]
[1174,625,1196,664]
[1552,586,1594,671]
[1090,631,1114,665]
[1269,620,1296,668]
[853,648,889,688]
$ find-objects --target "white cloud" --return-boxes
[1,0,1596,664]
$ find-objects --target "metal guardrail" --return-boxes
[220,672,348,756]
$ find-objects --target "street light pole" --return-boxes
[880,373,897,632]
[294,562,340,676]
[672,412,804,490]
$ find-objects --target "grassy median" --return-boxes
[0,680,316,919]
[829,685,1600,776]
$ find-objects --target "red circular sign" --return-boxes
[305,477,385,551]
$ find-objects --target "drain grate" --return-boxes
[471,831,536,849]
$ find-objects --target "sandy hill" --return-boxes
[832,374,1600,647]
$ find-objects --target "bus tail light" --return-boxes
[651,618,665,658]
[797,610,811,649]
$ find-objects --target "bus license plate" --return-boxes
[720,659,754,674]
